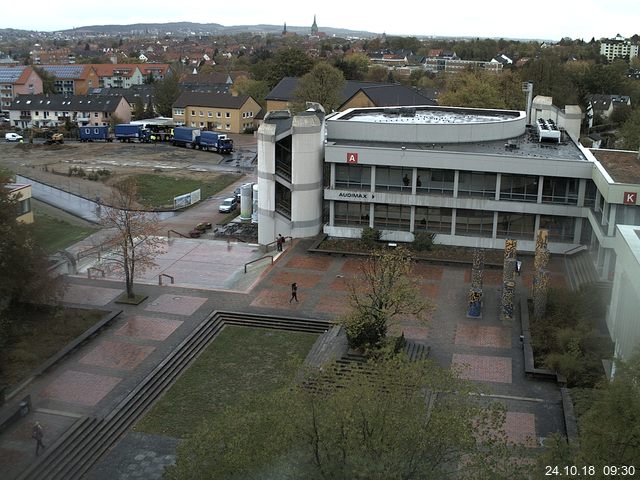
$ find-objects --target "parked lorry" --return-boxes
[114,124,150,142]
[172,126,200,148]
[79,126,113,142]
[198,131,234,154]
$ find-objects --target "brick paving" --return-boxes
[451,353,513,384]
[79,341,155,371]
[0,237,571,479]
[40,370,122,406]
[115,316,183,342]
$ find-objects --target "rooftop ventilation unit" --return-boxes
[536,118,561,143]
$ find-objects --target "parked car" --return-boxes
[5,132,23,142]
[218,197,238,213]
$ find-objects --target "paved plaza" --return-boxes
[0,238,569,479]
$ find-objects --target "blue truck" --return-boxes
[172,126,200,148]
[114,124,150,143]
[172,127,234,153]
[79,126,113,142]
[198,131,234,154]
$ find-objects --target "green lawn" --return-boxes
[127,173,241,209]
[33,210,97,253]
[135,326,318,438]
[0,306,104,388]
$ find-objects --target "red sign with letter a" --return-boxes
[346,152,358,164]
[623,192,637,205]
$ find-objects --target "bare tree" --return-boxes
[95,179,163,299]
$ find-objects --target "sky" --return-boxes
[3,0,640,41]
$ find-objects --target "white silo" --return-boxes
[251,183,258,223]
[240,183,253,220]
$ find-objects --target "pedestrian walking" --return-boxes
[290,282,298,303]
[276,234,284,252]
[32,421,45,455]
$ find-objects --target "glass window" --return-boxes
[191,110,196,116]
[455,209,494,237]
[416,168,455,196]
[415,206,453,234]
[335,164,371,189]
[500,174,538,202]
[208,112,212,117]
[216,112,221,117]
[542,177,578,205]
[335,201,370,226]
[584,180,597,208]
[17,197,31,216]
[375,166,413,192]
[457,171,496,198]
[374,204,411,231]
[496,212,535,239]
[225,112,230,118]
[540,215,575,242]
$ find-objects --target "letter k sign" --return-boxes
[623,192,637,205]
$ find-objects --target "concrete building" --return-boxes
[531,96,582,141]
[600,35,639,62]
[8,94,131,128]
[0,66,43,113]
[37,65,99,95]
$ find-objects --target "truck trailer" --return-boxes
[172,127,200,148]
[114,124,150,143]
[79,126,113,142]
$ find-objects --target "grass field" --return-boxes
[32,210,97,253]
[0,306,104,388]
[135,326,318,438]
[126,173,242,209]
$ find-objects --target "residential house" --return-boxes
[172,92,261,134]
[91,64,145,88]
[178,72,238,94]
[37,64,99,95]
[6,183,33,224]
[88,85,155,116]
[8,94,131,129]
[0,66,43,113]
[265,77,436,112]
[423,57,502,74]
[491,53,513,66]
[587,94,632,127]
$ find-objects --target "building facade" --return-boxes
[600,35,639,62]
[6,184,33,224]
[37,65,99,95]
[0,66,43,113]
[172,92,260,134]
[8,94,131,128]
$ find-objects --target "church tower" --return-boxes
[311,15,318,36]
[282,22,287,36]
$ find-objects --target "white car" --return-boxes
[5,132,23,142]
[218,197,238,213]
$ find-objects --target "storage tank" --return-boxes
[240,183,253,220]
[251,184,258,223]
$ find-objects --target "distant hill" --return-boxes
[13,21,378,38]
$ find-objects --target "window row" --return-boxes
[333,165,582,205]
[333,202,576,242]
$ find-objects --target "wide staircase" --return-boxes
[17,312,330,480]
[565,250,605,291]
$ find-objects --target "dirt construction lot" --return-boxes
[0,136,258,234]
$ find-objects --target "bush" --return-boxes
[340,311,386,350]
[413,231,436,251]
[361,227,381,247]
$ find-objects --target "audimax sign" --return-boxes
[338,192,368,199]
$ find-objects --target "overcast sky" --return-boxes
[4,0,639,41]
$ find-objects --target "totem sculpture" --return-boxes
[467,248,485,318]
[533,229,550,319]
[501,239,518,321]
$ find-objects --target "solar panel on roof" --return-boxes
[40,65,83,79]
[0,66,26,83]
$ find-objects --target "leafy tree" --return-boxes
[32,66,56,94]
[339,246,431,349]
[293,62,346,113]
[365,65,389,83]
[232,76,270,108]
[439,70,523,110]
[619,108,640,150]
[144,100,156,119]
[0,179,63,345]
[413,231,436,251]
[251,47,314,89]
[167,356,524,480]
[132,97,145,120]
[539,351,640,478]
[360,226,381,247]
[94,179,162,299]
[335,53,370,81]
[609,104,632,125]
[153,73,181,117]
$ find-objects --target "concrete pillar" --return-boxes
[329,200,335,226]
[573,217,582,244]
[602,249,612,281]
[492,211,498,239]
[537,175,544,203]
[370,165,376,193]
[608,204,617,236]
[450,208,457,236]
[577,179,586,207]
[410,205,416,232]
[453,170,460,197]
[495,173,501,201]
[369,204,375,228]
[330,162,335,188]
[412,167,417,195]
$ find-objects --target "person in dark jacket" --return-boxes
[290,282,298,303]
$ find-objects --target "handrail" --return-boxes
[167,229,188,238]
[87,267,105,279]
[158,274,174,285]
[77,246,101,261]
[563,245,587,256]
[265,235,293,249]
[244,255,274,273]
